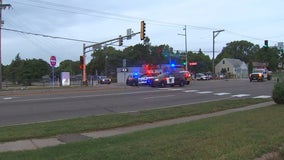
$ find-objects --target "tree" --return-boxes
[90,46,123,76]
[254,46,279,71]
[188,49,211,73]
[57,60,81,76]
[215,40,259,64]
[4,54,51,85]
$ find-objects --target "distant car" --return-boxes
[98,76,111,84]
[149,72,186,87]
[205,73,213,80]
[249,68,271,82]
[195,73,208,80]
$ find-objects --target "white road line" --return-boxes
[143,95,175,99]
[166,88,184,91]
[197,91,213,94]
[231,94,250,98]
[3,97,13,100]
[253,95,271,99]
[214,92,231,96]
[183,90,199,93]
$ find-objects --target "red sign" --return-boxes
[189,62,198,66]
[50,56,56,67]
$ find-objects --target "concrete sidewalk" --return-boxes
[0,101,275,153]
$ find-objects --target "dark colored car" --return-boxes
[126,73,140,86]
[179,71,191,85]
[149,72,186,87]
[98,76,111,84]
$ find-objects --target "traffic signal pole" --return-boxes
[82,31,141,86]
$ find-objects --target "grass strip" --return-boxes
[0,103,283,160]
[0,98,270,142]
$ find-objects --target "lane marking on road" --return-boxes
[3,97,13,100]
[253,95,271,99]
[183,90,199,93]
[143,95,175,99]
[214,92,231,96]
[197,91,213,94]
[165,88,184,91]
[231,94,250,98]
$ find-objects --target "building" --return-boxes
[215,58,248,78]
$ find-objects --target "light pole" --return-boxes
[212,29,224,74]
[178,25,188,71]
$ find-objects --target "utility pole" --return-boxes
[178,25,188,71]
[212,29,224,75]
[0,0,11,89]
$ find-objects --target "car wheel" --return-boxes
[180,81,185,87]
[160,81,166,87]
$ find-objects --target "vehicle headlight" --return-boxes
[154,79,159,81]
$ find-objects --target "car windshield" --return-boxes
[253,69,263,73]
[157,73,167,78]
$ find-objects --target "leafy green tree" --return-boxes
[254,46,279,71]
[215,40,259,64]
[4,54,51,85]
[188,49,211,73]
[57,60,81,76]
[90,46,123,76]
[5,54,25,84]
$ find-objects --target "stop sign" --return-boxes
[50,56,56,67]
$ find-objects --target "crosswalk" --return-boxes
[159,88,271,99]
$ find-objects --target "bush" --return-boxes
[272,81,284,104]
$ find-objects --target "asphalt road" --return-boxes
[0,79,275,126]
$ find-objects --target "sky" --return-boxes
[1,0,284,65]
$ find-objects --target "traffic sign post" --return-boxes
[50,56,56,88]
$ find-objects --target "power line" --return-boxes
[12,0,217,30]
[1,27,97,44]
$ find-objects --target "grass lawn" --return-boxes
[0,103,283,159]
[0,98,270,142]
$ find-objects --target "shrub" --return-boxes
[272,81,284,104]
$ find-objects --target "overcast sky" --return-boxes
[1,0,284,65]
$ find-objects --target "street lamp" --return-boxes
[178,25,188,71]
[212,29,224,74]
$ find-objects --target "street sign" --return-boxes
[121,68,128,72]
[189,62,198,66]
[50,56,56,67]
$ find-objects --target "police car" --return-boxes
[149,73,175,87]
[149,72,186,87]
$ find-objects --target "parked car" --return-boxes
[195,73,208,80]
[98,76,111,84]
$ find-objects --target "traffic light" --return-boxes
[140,20,146,40]
[183,61,186,66]
[264,40,268,48]
[80,55,84,69]
[118,35,123,46]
